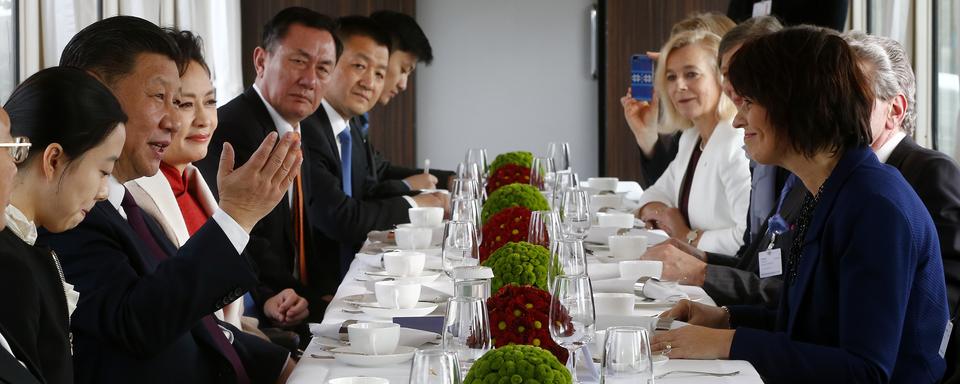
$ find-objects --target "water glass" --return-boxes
[547,142,572,172]
[410,348,462,384]
[549,239,588,287]
[450,178,482,201]
[527,209,562,249]
[551,170,579,209]
[451,198,482,241]
[530,156,556,193]
[549,275,596,384]
[601,327,654,384]
[457,162,486,202]
[442,296,492,372]
[442,221,480,278]
[559,188,591,240]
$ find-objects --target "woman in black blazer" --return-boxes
[0,67,127,383]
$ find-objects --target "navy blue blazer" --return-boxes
[39,199,287,384]
[727,146,949,383]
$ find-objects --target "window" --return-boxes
[0,0,15,102]
[935,0,960,159]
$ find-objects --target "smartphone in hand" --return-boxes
[631,54,655,102]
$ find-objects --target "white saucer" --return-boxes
[361,302,439,318]
[331,345,417,367]
[364,270,441,284]
[341,294,377,306]
[653,354,669,366]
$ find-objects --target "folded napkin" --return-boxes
[587,263,621,280]
[639,279,689,302]
[309,321,440,347]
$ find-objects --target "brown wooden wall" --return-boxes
[601,0,729,184]
[240,0,418,167]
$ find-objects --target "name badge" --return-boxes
[758,248,783,278]
[752,0,773,17]
[940,320,953,358]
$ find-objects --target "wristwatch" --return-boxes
[686,229,700,245]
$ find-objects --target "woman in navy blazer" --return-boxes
[652,27,950,382]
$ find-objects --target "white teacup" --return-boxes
[597,212,635,228]
[608,235,648,259]
[588,177,619,192]
[397,223,443,245]
[619,260,663,280]
[383,250,426,276]
[593,293,635,315]
[590,194,623,211]
[374,280,422,309]
[347,322,400,356]
[408,207,444,227]
[395,227,432,250]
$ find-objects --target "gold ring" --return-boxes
[663,343,672,355]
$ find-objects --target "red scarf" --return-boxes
[160,163,208,236]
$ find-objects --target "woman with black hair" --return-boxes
[652,26,949,383]
[0,66,127,384]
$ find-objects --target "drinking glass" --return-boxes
[465,148,489,179]
[547,142,572,172]
[527,209,562,249]
[530,156,556,194]
[442,221,480,278]
[559,188,591,240]
[548,239,588,288]
[457,162,487,202]
[551,170,579,209]
[549,275,596,384]
[410,348,462,384]
[451,198,482,242]
[442,296,492,372]
[450,178,481,201]
[601,327,654,384]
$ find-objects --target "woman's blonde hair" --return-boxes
[671,12,736,37]
[654,29,736,132]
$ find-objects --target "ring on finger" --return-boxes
[663,343,672,355]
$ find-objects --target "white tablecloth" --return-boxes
[287,248,762,384]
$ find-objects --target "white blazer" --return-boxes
[636,121,752,255]
[125,164,244,329]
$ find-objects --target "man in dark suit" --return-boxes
[356,10,456,196]
[40,16,299,383]
[198,7,341,322]
[302,16,449,281]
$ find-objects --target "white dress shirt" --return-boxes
[253,84,301,208]
[107,176,249,254]
[874,130,907,163]
[0,331,24,368]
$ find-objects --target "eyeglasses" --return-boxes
[0,137,31,164]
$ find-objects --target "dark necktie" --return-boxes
[338,128,353,196]
[120,190,251,384]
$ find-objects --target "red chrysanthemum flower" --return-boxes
[486,284,573,364]
[486,163,531,195]
[479,207,532,262]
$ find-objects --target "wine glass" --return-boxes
[450,177,481,201]
[465,148,489,179]
[559,188,591,240]
[547,142,572,172]
[552,170,579,209]
[601,327,654,384]
[457,162,486,202]
[410,348,462,384]
[530,156,556,199]
[451,198,482,242]
[549,275,596,384]
[527,209,562,249]
[442,221,480,278]
[548,239,588,288]
[441,296,492,372]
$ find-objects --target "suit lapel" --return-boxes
[310,106,345,174]
[884,136,915,168]
[242,87,276,140]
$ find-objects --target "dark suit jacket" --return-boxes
[702,177,804,308]
[886,137,960,383]
[0,229,70,384]
[301,107,411,279]
[727,0,849,30]
[39,199,286,384]
[0,323,41,384]
[727,146,949,383]
[197,87,332,311]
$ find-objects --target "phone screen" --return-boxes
[631,54,655,102]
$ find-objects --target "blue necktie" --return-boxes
[356,113,370,140]
[338,128,353,196]
[748,163,777,243]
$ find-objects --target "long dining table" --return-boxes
[286,242,764,384]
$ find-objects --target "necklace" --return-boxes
[785,181,826,284]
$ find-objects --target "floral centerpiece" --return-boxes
[480,206,533,263]
[486,285,572,363]
[464,344,572,384]
[486,163,531,194]
[488,151,533,176]
[481,241,550,292]
[481,183,549,224]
